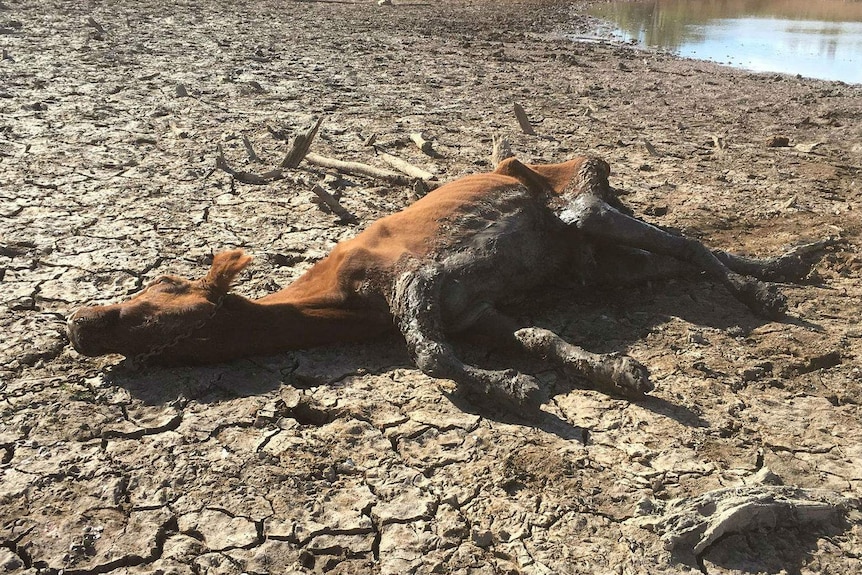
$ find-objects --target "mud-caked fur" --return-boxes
[68,156,829,412]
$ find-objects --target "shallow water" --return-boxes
[589,0,862,83]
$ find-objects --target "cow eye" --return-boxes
[150,276,180,290]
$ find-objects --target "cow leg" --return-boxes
[713,238,836,281]
[514,327,653,399]
[467,307,653,399]
[391,265,546,411]
[561,194,787,319]
[590,240,832,286]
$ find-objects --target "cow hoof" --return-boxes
[479,369,548,414]
[459,369,547,413]
[609,355,653,399]
[502,370,547,408]
[766,238,839,281]
[738,280,788,320]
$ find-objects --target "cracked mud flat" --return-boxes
[2,0,862,573]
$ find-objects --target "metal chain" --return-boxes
[0,371,95,401]
[128,293,227,368]
[0,377,64,400]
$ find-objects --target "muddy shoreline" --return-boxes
[1,1,861,573]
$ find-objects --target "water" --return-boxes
[588,0,862,83]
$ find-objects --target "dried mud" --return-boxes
[2,1,862,574]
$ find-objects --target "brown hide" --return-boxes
[67,158,592,363]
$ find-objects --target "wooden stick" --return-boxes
[310,184,358,224]
[281,117,324,169]
[491,135,514,167]
[87,16,105,34]
[513,102,536,135]
[216,145,285,185]
[410,132,435,155]
[376,152,436,181]
[216,146,357,222]
[242,135,261,163]
[304,152,415,186]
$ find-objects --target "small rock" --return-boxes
[788,351,842,374]
[645,204,668,217]
[740,362,772,382]
[688,331,708,345]
[253,409,276,428]
[766,135,790,147]
[471,528,494,548]
[0,548,23,571]
[750,466,782,485]
[794,141,824,153]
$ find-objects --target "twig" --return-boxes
[216,146,357,222]
[87,16,105,34]
[216,144,285,185]
[267,126,290,141]
[310,184,358,224]
[282,117,325,169]
[410,132,435,156]
[376,152,436,181]
[513,102,535,135]
[643,138,661,157]
[242,135,261,163]
[304,152,415,187]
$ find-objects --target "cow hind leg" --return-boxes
[590,240,833,287]
[392,265,547,412]
[562,194,787,319]
[514,327,653,399]
[714,238,837,282]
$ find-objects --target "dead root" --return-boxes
[628,480,858,557]
[216,116,434,190]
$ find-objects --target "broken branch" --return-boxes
[281,116,324,169]
[304,152,415,187]
[513,102,535,135]
[242,135,261,163]
[409,132,435,156]
[216,144,285,184]
[310,184,358,224]
[376,152,436,181]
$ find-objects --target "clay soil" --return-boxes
[2,0,862,573]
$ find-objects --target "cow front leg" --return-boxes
[391,265,546,411]
[562,194,787,319]
[514,327,653,399]
[467,307,653,399]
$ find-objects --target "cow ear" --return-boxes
[203,250,252,295]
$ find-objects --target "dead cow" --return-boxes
[68,157,821,410]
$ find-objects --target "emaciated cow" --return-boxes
[68,157,820,410]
